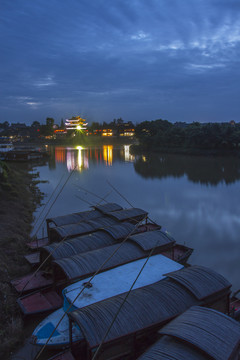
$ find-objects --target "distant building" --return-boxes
[65,116,88,132]
[102,129,113,136]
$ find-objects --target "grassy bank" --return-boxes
[0,161,43,359]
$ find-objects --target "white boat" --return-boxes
[31,254,183,348]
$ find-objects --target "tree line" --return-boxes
[135,119,240,151]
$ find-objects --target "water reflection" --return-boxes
[124,145,135,162]
[50,145,135,172]
[134,153,240,185]
[34,145,240,290]
[103,145,113,166]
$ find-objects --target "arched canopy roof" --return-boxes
[46,203,122,228]
[93,203,123,214]
[106,208,148,222]
[157,306,240,360]
[68,279,198,349]
[129,230,175,251]
[42,231,114,260]
[68,266,231,349]
[49,216,117,242]
[53,242,145,280]
[137,335,210,360]
[165,265,231,300]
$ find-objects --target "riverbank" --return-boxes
[0,161,43,359]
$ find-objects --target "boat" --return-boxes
[138,306,240,360]
[230,289,240,319]
[15,228,192,310]
[3,145,49,161]
[44,265,231,359]
[30,254,184,348]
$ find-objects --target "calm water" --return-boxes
[33,144,240,291]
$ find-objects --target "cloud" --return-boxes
[34,75,56,88]
[131,31,150,41]
[186,63,226,72]
[26,102,42,109]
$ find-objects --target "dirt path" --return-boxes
[0,161,44,359]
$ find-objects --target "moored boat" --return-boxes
[30,254,184,348]
[46,265,231,359]
[16,228,192,314]
[138,306,240,360]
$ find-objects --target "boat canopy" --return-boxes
[106,208,148,222]
[100,222,136,240]
[129,230,175,251]
[155,306,240,360]
[53,242,145,280]
[49,216,117,242]
[138,335,208,360]
[46,203,123,228]
[46,210,103,228]
[68,278,197,349]
[93,203,123,214]
[42,231,114,261]
[68,266,231,349]
[42,222,136,261]
[165,265,231,300]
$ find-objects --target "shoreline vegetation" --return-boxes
[0,160,44,359]
[131,119,240,157]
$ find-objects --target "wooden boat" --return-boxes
[4,145,49,161]
[138,306,240,360]
[17,287,63,316]
[16,229,193,315]
[30,254,184,348]
[11,270,54,293]
[42,266,231,358]
[26,237,48,250]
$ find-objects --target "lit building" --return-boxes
[65,116,88,131]
[102,129,113,136]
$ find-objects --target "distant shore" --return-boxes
[22,136,136,147]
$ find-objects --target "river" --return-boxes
[32,144,240,291]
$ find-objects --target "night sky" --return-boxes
[1,0,240,125]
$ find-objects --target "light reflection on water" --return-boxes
[33,145,240,291]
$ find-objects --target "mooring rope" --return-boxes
[32,165,77,238]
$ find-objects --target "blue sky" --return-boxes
[1,0,240,125]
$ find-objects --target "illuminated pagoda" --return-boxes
[65,116,88,131]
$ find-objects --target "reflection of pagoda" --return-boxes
[65,116,88,131]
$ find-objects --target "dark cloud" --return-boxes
[0,0,240,124]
